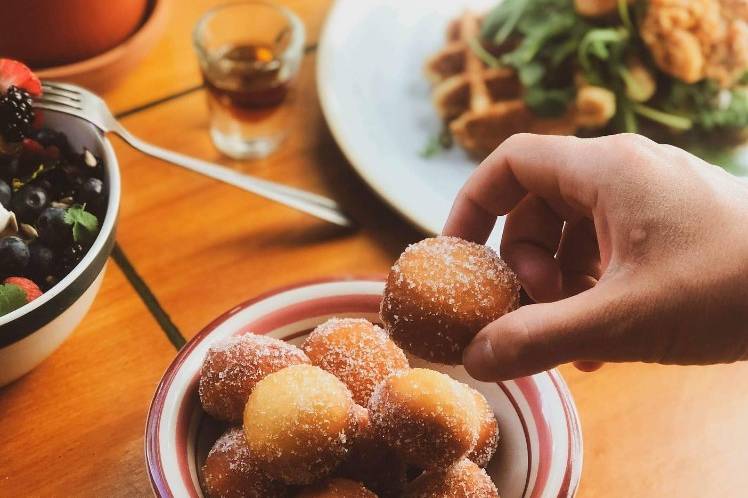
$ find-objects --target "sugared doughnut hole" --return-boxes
[367,368,479,469]
[404,458,499,498]
[302,317,409,406]
[243,364,357,485]
[201,427,287,498]
[381,236,520,364]
[198,333,310,422]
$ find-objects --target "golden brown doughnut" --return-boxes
[243,364,358,485]
[338,406,407,498]
[404,458,499,497]
[367,368,479,469]
[381,236,520,364]
[466,388,500,468]
[200,427,287,498]
[296,477,378,498]
[199,333,310,422]
[302,318,409,406]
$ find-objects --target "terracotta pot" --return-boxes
[34,0,170,92]
[0,0,149,68]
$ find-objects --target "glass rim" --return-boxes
[192,0,306,62]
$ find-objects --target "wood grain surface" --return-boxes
[1,1,747,497]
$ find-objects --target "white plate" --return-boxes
[317,0,748,242]
[317,0,503,241]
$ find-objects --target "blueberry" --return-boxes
[0,236,30,276]
[29,242,55,278]
[33,128,70,155]
[60,243,85,274]
[37,207,72,247]
[11,185,48,223]
[1,155,21,182]
[36,168,70,197]
[79,178,105,209]
[0,179,10,208]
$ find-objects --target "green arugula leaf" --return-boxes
[420,135,442,158]
[64,204,99,243]
[481,0,528,44]
[578,28,628,79]
[518,62,545,86]
[467,37,502,68]
[617,0,633,32]
[0,284,27,316]
[420,128,453,158]
[633,104,693,130]
[524,87,574,117]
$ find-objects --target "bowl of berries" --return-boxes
[0,60,119,386]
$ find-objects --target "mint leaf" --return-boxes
[0,284,27,316]
[64,204,99,243]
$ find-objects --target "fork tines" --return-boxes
[35,82,83,110]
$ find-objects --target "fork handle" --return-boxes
[112,127,354,228]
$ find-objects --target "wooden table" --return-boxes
[1,1,747,496]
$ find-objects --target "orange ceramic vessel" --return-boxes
[0,0,149,68]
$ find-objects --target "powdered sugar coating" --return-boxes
[302,318,410,406]
[199,333,310,422]
[404,458,499,498]
[381,236,520,364]
[466,388,500,468]
[201,428,287,498]
[296,477,378,498]
[367,368,479,470]
[243,364,358,485]
[339,405,408,498]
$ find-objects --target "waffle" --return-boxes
[424,12,577,158]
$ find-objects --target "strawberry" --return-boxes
[0,59,41,96]
[21,137,44,155]
[4,277,43,302]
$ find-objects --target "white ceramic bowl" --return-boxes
[146,279,582,497]
[0,111,120,386]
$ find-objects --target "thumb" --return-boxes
[463,281,638,380]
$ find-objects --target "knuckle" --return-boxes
[601,133,660,175]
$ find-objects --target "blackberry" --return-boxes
[0,86,35,142]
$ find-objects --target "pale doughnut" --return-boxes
[404,458,499,498]
[367,368,479,469]
[466,388,500,468]
[200,428,287,498]
[199,333,310,422]
[381,236,520,364]
[302,318,409,406]
[243,364,357,485]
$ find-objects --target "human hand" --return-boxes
[443,133,748,381]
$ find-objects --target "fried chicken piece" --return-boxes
[575,86,616,127]
[640,0,748,87]
[575,0,633,18]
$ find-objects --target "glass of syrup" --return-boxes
[193,1,305,159]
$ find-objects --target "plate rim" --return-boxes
[317,0,442,235]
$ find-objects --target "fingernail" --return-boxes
[463,334,497,381]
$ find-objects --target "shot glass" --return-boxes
[193,1,305,159]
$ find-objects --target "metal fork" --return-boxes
[34,81,354,228]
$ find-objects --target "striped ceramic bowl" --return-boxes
[145,278,583,497]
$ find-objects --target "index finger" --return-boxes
[443,133,618,242]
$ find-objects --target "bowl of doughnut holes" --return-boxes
[146,237,583,498]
